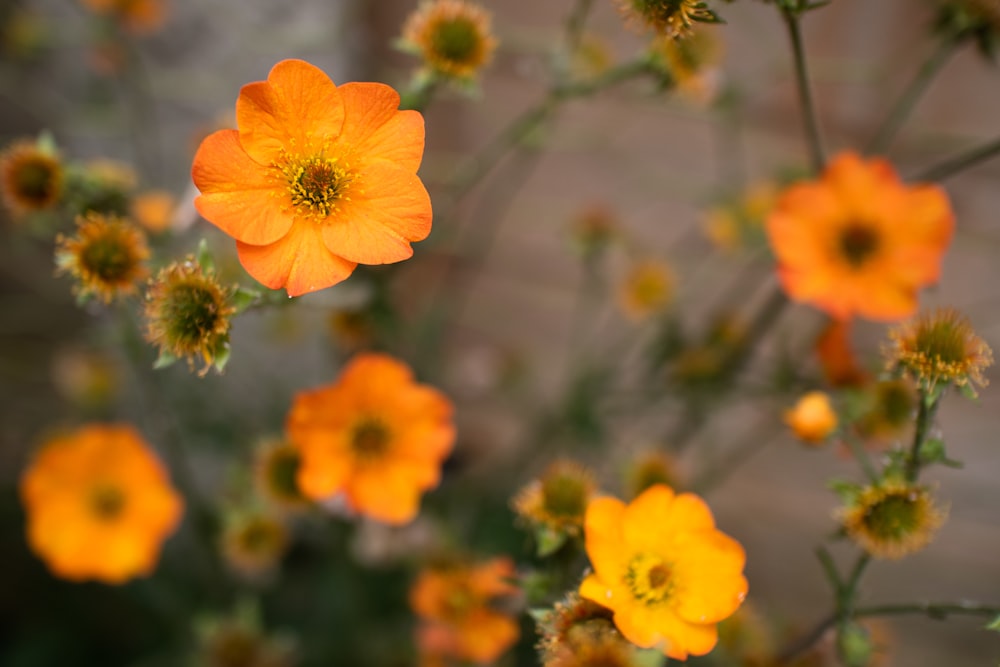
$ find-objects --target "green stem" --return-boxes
[914,136,1000,182]
[816,545,842,589]
[866,36,958,155]
[844,433,879,484]
[565,0,595,54]
[906,390,939,481]
[855,600,1000,620]
[780,8,825,173]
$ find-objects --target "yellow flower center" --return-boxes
[89,483,126,520]
[280,153,353,221]
[624,553,675,605]
[160,280,226,349]
[430,16,481,64]
[838,222,880,268]
[349,417,392,459]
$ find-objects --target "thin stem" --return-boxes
[867,36,958,155]
[780,8,825,173]
[776,612,837,664]
[844,433,879,484]
[565,0,595,54]
[816,545,843,590]
[855,600,1000,620]
[906,391,939,481]
[914,136,1000,182]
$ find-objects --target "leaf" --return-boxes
[153,350,178,370]
[212,339,232,374]
[231,286,261,314]
[985,614,1000,632]
[828,479,861,505]
[535,526,568,558]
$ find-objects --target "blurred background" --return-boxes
[1,0,999,665]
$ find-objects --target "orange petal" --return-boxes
[348,467,422,524]
[655,614,720,659]
[338,82,425,172]
[236,59,345,164]
[457,610,519,663]
[584,496,627,580]
[295,434,351,500]
[237,222,357,297]
[192,130,293,245]
[321,161,432,264]
[612,604,662,649]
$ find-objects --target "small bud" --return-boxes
[784,391,838,445]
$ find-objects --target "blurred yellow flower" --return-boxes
[619,259,674,321]
[784,391,837,445]
[840,481,945,560]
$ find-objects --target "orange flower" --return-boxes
[286,353,454,524]
[815,318,869,388]
[19,424,183,583]
[766,152,953,321]
[192,59,431,297]
[401,0,498,81]
[784,391,838,445]
[580,485,747,661]
[0,139,63,216]
[410,557,520,664]
[132,189,176,233]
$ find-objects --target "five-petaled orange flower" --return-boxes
[286,352,454,524]
[766,152,953,322]
[410,557,520,664]
[20,424,184,583]
[580,484,747,661]
[192,59,432,296]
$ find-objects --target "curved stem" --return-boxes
[780,8,825,173]
[914,136,1000,182]
[866,36,958,155]
[855,600,1000,620]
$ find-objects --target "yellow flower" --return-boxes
[886,308,993,397]
[0,139,62,216]
[401,0,498,80]
[619,259,674,321]
[784,392,838,445]
[143,258,235,375]
[703,182,777,253]
[19,423,183,583]
[840,481,945,560]
[55,213,150,303]
[580,485,747,660]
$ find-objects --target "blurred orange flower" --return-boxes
[20,424,183,583]
[766,152,953,321]
[580,485,747,661]
[784,391,838,445]
[286,353,454,524]
[815,318,869,388]
[410,557,520,664]
[192,59,431,297]
[81,0,166,35]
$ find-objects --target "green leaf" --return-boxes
[918,437,963,468]
[634,648,667,667]
[828,479,862,505]
[212,339,232,374]
[195,238,215,273]
[36,130,58,155]
[985,614,1000,632]
[153,350,178,370]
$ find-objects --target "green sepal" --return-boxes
[535,525,568,558]
[959,382,980,401]
[195,238,215,273]
[918,437,963,469]
[36,130,58,156]
[828,478,861,505]
[212,338,232,374]
[153,350,178,370]
[985,614,1000,632]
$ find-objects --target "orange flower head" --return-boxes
[839,481,945,560]
[287,352,454,525]
[132,189,176,233]
[616,0,718,38]
[144,257,235,375]
[80,0,167,35]
[192,59,431,297]
[579,485,747,661]
[401,0,498,80]
[784,391,838,445]
[19,423,183,583]
[766,152,954,321]
[55,213,150,303]
[410,557,520,664]
[0,139,63,216]
[512,458,597,539]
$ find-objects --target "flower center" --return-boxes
[89,484,126,520]
[624,553,674,605]
[162,281,225,347]
[914,320,968,366]
[267,447,304,501]
[541,474,588,518]
[349,417,392,459]
[15,158,57,204]
[238,518,282,554]
[281,154,353,221]
[431,17,481,63]
[838,222,880,268]
[81,236,136,281]
[862,491,921,540]
[442,584,477,620]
